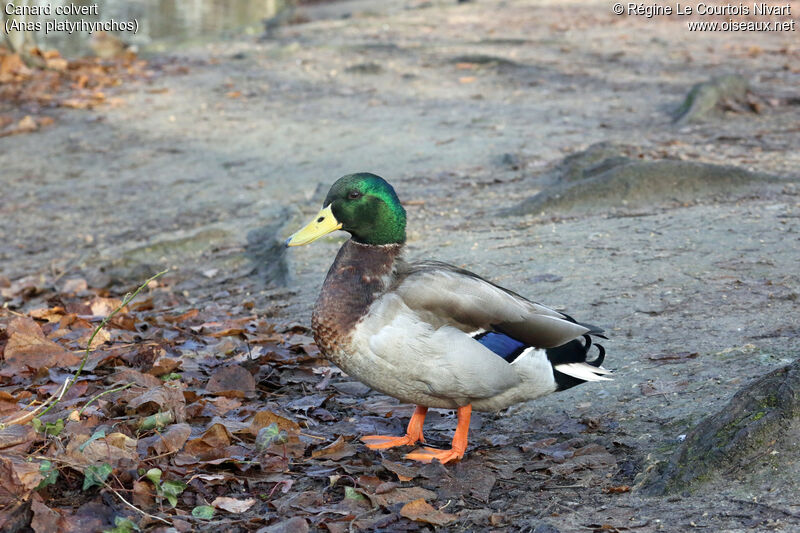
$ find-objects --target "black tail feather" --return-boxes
[546,334,607,391]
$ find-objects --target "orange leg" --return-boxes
[405,404,471,464]
[362,405,428,450]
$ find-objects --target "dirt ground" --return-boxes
[2,0,800,531]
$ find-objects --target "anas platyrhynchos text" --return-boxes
[286,173,611,464]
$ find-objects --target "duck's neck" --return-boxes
[311,240,403,356]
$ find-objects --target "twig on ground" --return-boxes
[35,270,168,420]
[104,478,171,525]
[1,379,70,428]
[78,383,134,416]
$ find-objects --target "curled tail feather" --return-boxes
[547,334,611,391]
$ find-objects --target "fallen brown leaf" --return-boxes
[0,53,28,80]
[2,317,81,373]
[66,431,138,467]
[206,365,256,397]
[311,436,356,460]
[28,306,67,323]
[212,496,255,513]
[184,422,232,459]
[368,486,437,508]
[30,493,65,533]
[0,425,36,454]
[400,498,457,526]
[249,410,301,435]
[87,296,124,317]
[16,115,38,132]
[45,56,68,71]
[0,392,30,418]
[382,459,419,481]
[132,480,155,508]
[146,422,191,455]
[0,453,43,505]
[127,385,186,422]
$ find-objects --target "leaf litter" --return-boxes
[0,45,180,139]
[0,272,623,531]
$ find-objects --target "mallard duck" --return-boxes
[286,173,610,464]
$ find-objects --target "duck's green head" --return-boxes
[286,173,406,247]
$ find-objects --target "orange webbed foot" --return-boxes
[405,404,472,464]
[405,446,465,464]
[361,405,428,451]
[362,434,421,450]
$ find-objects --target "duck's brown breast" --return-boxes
[311,240,403,359]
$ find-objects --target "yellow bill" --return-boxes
[285,205,343,247]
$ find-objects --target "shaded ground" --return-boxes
[2,0,800,531]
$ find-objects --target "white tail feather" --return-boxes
[554,362,613,381]
[585,365,612,375]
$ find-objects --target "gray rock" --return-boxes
[542,142,634,184]
[495,152,522,170]
[449,54,521,68]
[641,358,800,495]
[93,208,291,291]
[501,158,784,217]
[101,227,233,286]
[345,62,384,75]
[673,74,750,124]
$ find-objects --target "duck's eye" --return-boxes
[348,190,362,199]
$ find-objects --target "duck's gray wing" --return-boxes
[392,261,593,349]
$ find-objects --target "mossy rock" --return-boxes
[345,62,384,75]
[640,358,800,495]
[673,74,750,125]
[501,158,783,217]
[103,228,233,284]
[475,38,530,46]
[449,54,521,68]
[542,142,634,184]
[95,209,291,288]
